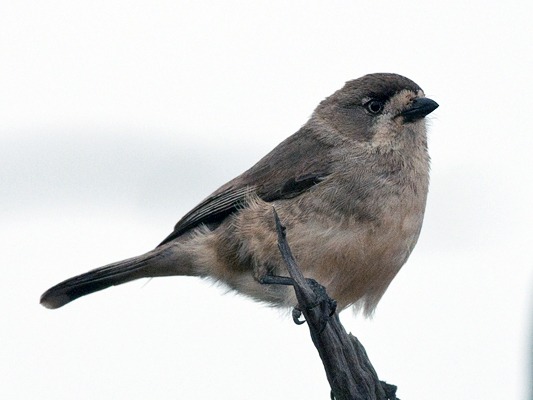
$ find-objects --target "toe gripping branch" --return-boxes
[268,207,399,400]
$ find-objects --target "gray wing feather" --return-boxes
[158,127,334,246]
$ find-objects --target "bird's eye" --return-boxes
[365,100,384,114]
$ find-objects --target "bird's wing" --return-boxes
[157,129,333,246]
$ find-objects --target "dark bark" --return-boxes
[272,208,399,400]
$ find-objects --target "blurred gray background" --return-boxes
[2,1,532,399]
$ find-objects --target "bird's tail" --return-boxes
[40,244,191,309]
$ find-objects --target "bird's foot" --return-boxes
[261,274,336,330]
[293,278,337,331]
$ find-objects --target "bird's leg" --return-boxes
[259,274,306,323]
[260,273,335,326]
[259,274,294,286]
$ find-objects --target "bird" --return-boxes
[40,73,438,316]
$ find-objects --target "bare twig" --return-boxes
[273,208,398,400]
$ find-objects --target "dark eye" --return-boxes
[365,100,384,114]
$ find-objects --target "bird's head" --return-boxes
[314,73,438,150]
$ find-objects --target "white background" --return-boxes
[2,1,532,399]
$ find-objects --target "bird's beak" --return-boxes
[398,97,439,122]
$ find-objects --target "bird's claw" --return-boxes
[292,307,306,325]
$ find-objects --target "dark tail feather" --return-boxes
[40,249,174,309]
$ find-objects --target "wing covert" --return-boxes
[157,127,335,246]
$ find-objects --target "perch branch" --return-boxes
[272,208,398,400]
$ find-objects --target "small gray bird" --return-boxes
[40,73,438,316]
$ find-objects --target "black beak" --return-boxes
[398,97,439,122]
